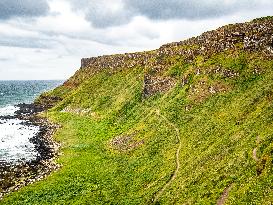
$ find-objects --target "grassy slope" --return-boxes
[2,40,273,204]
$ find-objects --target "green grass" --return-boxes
[1,50,273,204]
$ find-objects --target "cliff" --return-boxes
[38,16,273,106]
[11,16,273,205]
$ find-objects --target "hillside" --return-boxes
[2,16,273,204]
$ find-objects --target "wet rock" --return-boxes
[0,103,60,200]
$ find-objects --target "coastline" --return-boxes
[0,103,60,199]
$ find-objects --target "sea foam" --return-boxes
[0,106,39,163]
[0,105,19,116]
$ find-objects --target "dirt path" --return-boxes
[217,185,232,205]
[253,136,260,162]
[253,148,258,162]
[216,136,259,204]
[152,110,182,203]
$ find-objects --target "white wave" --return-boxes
[0,118,40,163]
[0,105,19,116]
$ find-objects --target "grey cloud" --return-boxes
[0,36,57,49]
[69,0,272,28]
[124,0,258,20]
[0,57,10,61]
[69,0,130,28]
[0,0,49,20]
[85,11,129,28]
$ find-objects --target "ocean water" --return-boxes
[0,80,63,164]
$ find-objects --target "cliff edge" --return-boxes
[13,16,272,204]
[37,16,273,108]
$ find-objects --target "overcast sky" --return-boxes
[0,0,272,80]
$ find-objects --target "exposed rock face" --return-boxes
[143,75,175,97]
[80,18,273,69]
[34,94,63,111]
[54,17,273,99]
[61,107,92,115]
[110,133,144,152]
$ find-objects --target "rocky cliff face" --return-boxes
[80,17,273,71]
[42,16,273,106]
[6,16,273,205]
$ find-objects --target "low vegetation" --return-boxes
[1,17,273,204]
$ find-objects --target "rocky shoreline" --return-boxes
[0,103,60,199]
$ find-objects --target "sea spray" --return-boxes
[0,81,63,164]
[0,117,40,164]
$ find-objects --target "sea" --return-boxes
[0,80,63,164]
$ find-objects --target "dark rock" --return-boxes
[0,103,60,200]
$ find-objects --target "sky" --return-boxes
[0,0,272,80]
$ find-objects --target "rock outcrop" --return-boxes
[43,16,273,103]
